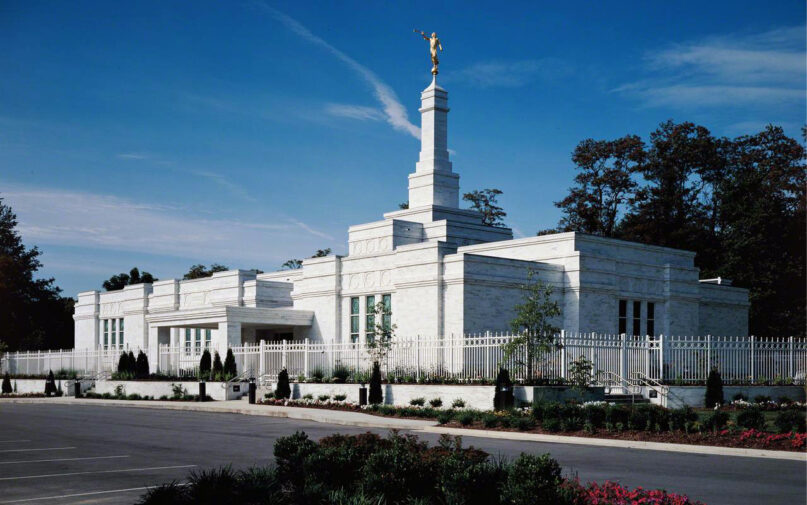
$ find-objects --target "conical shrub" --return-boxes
[199,350,212,379]
[212,352,224,381]
[275,368,291,399]
[44,370,57,396]
[135,351,150,379]
[223,349,237,380]
[368,362,383,405]
[2,372,11,394]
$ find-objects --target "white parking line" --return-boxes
[0,447,75,454]
[0,486,152,503]
[0,440,31,443]
[0,455,130,465]
[0,464,196,481]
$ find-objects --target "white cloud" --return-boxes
[1,185,336,267]
[448,58,572,88]
[190,170,258,203]
[324,103,385,122]
[117,153,150,160]
[616,25,805,109]
[256,4,420,139]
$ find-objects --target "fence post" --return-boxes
[303,338,309,378]
[560,330,567,380]
[416,334,421,382]
[706,334,712,375]
[620,333,627,380]
[658,334,664,382]
[282,340,287,370]
[645,335,651,379]
[750,336,755,383]
[789,336,794,379]
[259,340,266,377]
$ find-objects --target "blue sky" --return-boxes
[1,1,804,296]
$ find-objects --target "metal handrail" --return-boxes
[221,368,253,388]
[630,371,685,407]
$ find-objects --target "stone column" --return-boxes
[408,77,459,208]
[147,325,170,374]
[216,321,242,356]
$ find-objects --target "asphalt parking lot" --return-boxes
[0,403,804,504]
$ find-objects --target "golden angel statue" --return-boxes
[414,29,443,75]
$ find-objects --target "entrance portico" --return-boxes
[145,306,313,372]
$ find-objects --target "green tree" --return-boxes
[199,350,212,379]
[275,368,291,399]
[0,198,74,351]
[281,259,302,270]
[311,248,331,258]
[555,135,643,236]
[619,121,722,270]
[368,361,383,405]
[463,188,506,227]
[223,348,237,379]
[183,264,229,280]
[714,125,805,336]
[212,351,224,380]
[2,372,11,394]
[135,351,150,379]
[398,201,409,209]
[503,268,561,382]
[102,267,157,291]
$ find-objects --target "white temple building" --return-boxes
[73,77,749,364]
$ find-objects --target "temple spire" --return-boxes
[407,76,460,208]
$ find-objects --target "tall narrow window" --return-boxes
[118,318,125,349]
[205,329,212,348]
[103,319,109,349]
[185,328,192,354]
[647,302,655,337]
[365,295,376,343]
[381,294,392,332]
[195,329,202,351]
[632,301,641,336]
[350,297,360,343]
[618,300,627,335]
[110,319,117,348]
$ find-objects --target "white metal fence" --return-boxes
[2,333,805,384]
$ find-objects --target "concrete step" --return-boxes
[605,393,650,404]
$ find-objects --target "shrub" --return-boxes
[114,384,126,398]
[212,352,224,380]
[264,391,274,400]
[303,393,314,400]
[732,392,748,401]
[753,395,772,404]
[368,362,383,405]
[774,409,806,433]
[493,368,514,410]
[331,365,350,383]
[669,406,698,431]
[333,394,347,402]
[736,408,766,430]
[127,393,142,401]
[583,404,607,429]
[44,370,57,396]
[171,383,186,399]
[482,413,499,428]
[501,453,563,505]
[514,417,535,431]
[1,372,11,394]
[437,411,453,425]
[542,417,561,432]
[410,397,426,406]
[704,368,723,408]
[458,411,475,426]
[127,351,136,375]
[429,397,443,408]
[275,368,291,399]
[310,368,325,383]
[135,351,149,379]
[117,352,129,375]
[451,398,466,409]
[703,410,730,431]
[199,350,212,379]
[223,349,237,380]
[317,395,330,402]
[606,404,631,427]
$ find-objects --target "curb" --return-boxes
[419,426,807,461]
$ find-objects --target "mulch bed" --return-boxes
[257,400,806,452]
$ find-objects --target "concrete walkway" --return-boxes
[3,397,804,461]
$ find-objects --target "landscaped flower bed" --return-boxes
[257,397,807,452]
[82,383,212,402]
[137,431,705,505]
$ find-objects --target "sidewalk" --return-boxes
[3,397,805,461]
